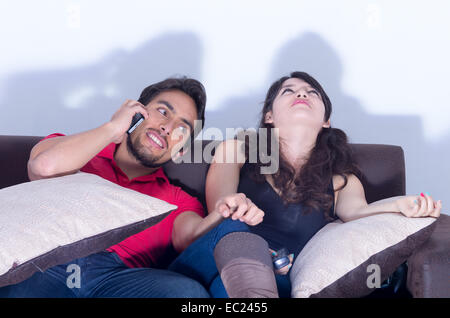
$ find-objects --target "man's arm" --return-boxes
[171,210,224,253]
[28,124,116,180]
[28,99,149,181]
[171,193,265,253]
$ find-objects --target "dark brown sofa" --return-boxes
[0,135,449,297]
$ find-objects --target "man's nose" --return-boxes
[160,125,170,136]
[160,122,174,136]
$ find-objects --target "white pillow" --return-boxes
[290,213,437,298]
[0,172,177,287]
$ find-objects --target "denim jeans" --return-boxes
[0,251,209,298]
[168,218,248,297]
[0,219,291,298]
[169,218,292,298]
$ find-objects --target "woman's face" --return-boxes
[265,78,330,131]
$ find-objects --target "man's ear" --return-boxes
[174,141,191,160]
[177,148,188,158]
[323,119,331,128]
[264,111,274,124]
[170,139,188,162]
[170,148,186,164]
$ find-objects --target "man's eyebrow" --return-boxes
[157,100,175,112]
[156,100,194,132]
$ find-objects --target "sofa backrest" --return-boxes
[0,136,405,208]
[0,135,42,190]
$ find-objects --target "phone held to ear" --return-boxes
[127,113,145,134]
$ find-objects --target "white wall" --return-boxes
[0,0,448,213]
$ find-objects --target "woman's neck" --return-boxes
[278,126,319,171]
[265,126,319,194]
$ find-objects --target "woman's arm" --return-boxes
[172,139,267,253]
[207,139,265,224]
[173,138,250,251]
[205,139,246,214]
[334,174,442,222]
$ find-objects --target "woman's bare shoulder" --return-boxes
[332,173,361,191]
[213,139,246,166]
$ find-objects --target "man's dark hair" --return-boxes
[137,76,206,134]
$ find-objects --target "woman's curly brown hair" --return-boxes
[242,72,362,221]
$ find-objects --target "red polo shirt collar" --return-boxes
[97,142,169,183]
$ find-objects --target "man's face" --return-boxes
[126,90,198,168]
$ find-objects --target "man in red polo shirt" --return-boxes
[1,77,227,297]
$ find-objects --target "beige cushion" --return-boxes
[290,213,437,298]
[0,172,177,287]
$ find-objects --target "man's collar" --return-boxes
[98,143,169,183]
[97,143,116,160]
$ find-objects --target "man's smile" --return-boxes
[146,131,166,149]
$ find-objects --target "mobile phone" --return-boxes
[272,247,290,270]
[127,113,145,134]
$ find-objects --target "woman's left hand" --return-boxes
[396,193,442,218]
[269,249,294,275]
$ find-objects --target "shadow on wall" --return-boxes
[205,31,449,210]
[0,30,447,210]
[0,32,203,137]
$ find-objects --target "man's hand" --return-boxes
[396,193,442,218]
[108,99,149,144]
[214,193,264,226]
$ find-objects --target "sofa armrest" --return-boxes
[406,214,450,297]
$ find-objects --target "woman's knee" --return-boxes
[214,218,250,239]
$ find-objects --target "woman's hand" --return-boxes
[213,193,265,226]
[396,193,442,218]
[269,249,294,275]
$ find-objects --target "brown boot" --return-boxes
[214,232,279,298]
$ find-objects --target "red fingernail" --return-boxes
[420,193,425,197]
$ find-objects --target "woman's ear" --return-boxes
[322,119,331,128]
[264,111,274,124]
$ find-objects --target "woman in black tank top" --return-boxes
[202,71,441,298]
[202,71,363,297]
[168,72,441,298]
[238,163,334,258]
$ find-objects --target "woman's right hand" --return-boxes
[214,193,265,226]
[396,193,442,218]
